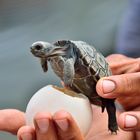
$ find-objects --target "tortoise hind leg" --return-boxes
[101,98,118,133]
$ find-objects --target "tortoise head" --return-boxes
[30,40,77,73]
[30,41,67,58]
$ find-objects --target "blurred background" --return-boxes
[0,0,127,139]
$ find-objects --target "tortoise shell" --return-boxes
[49,40,112,105]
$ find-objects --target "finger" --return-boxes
[106,54,140,74]
[53,110,84,140]
[96,72,140,99]
[34,112,58,140]
[106,54,128,64]
[17,126,35,140]
[118,111,140,131]
[0,109,25,134]
[126,63,140,73]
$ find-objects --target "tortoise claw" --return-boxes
[109,125,118,135]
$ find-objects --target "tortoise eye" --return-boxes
[58,40,69,46]
[35,45,43,50]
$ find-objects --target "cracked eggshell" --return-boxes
[25,85,93,135]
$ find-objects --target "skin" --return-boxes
[0,54,140,140]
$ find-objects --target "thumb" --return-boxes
[118,111,140,131]
[96,72,140,99]
[0,109,25,134]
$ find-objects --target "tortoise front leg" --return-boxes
[40,58,48,72]
[64,58,75,86]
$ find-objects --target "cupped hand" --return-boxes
[18,110,84,140]
[96,54,140,139]
[17,108,134,140]
[0,103,134,139]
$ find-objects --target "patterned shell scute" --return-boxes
[72,41,109,78]
[72,41,96,58]
[96,53,106,69]
[90,61,99,74]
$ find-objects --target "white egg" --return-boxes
[26,85,93,135]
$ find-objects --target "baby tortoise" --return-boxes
[30,40,118,133]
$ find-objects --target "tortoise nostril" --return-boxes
[35,45,43,50]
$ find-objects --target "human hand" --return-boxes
[96,54,140,139]
[17,108,134,140]
[0,109,85,139]
[106,54,140,75]
[17,110,84,140]
[0,98,133,139]
[0,54,136,139]
[0,109,25,134]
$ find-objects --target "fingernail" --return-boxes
[21,133,32,140]
[55,119,69,131]
[125,115,138,128]
[102,80,116,94]
[36,119,49,133]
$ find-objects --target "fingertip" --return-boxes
[53,110,70,120]
[53,110,71,132]
[17,126,35,140]
[33,112,52,134]
[34,112,52,121]
[96,77,118,99]
[96,78,116,98]
[53,110,84,140]
[118,112,140,131]
[53,110,76,128]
